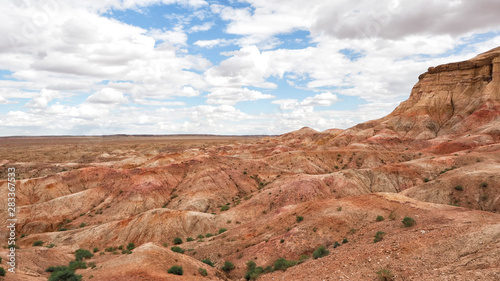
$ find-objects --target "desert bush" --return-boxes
[173,237,183,245]
[273,258,296,271]
[170,246,185,254]
[33,240,44,246]
[402,217,416,227]
[167,265,183,275]
[205,233,213,238]
[221,261,235,272]
[79,223,86,228]
[312,246,329,259]
[296,216,304,223]
[48,270,82,281]
[342,238,348,244]
[186,237,194,242]
[376,215,385,221]
[244,261,264,281]
[218,228,227,234]
[333,241,341,248]
[93,247,99,253]
[68,261,87,271]
[126,243,135,251]
[198,267,208,276]
[0,267,5,277]
[454,185,463,191]
[74,249,93,261]
[374,231,385,243]
[423,178,430,182]
[480,182,488,188]
[197,234,204,239]
[376,268,394,281]
[46,265,68,272]
[220,205,230,211]
[201,259,214,267]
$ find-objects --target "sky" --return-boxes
[1,0,500,136]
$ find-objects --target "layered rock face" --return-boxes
[386,46,500,139]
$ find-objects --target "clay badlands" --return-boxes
[1,47,499,281]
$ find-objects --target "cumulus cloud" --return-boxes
[206,87,274,105]
[86,88,128,104]
[272,92,338,110]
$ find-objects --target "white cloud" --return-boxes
[24,89,61,109]
[86,88,128,104]
[190,22,214,32]
[272,92,338,110]
[194,39,231,48]
[206,87,274,105]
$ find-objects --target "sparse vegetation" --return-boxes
[48,269,82,281]
[68,261,87,271]
[173,237,183,245]
[79,223,86,228]
[221,261,235,272]
[186,237,194,241]
[312,246,329,259]
[126,243,135,251]
[342,238,348,244]
[33,240,44,246]
[480,182,488,188]
[218,228,227,234]
[454,185,463,191]
[0,267,5,277]
[171,246,185,254]
[167,265,183,275]
[201,259,214,267]
[402,217,416,227]
[376,268,394,281]
[74,249,93,261]
[424,178,430,182]
[93,247,99,253]
[198,267,208,276]
[337,206,342,211]
[374,231,386,243]
[333,241,341,248]
[376,215,385,221]
[220,205,230,211]
[205,233,213,238]
[273,258,296,271]
[296,215,304,223]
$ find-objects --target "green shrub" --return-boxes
[376,215,385,222]
[170,246,184,254]
[312,246,329,259]
[205,233,213,238]
[201,259,214,267]
[274,258,297,271]
[374,231,385,243]
[68,261,87,271]
[48,270,82,281]
[376,268,394,281]
[296,216,304,223]
[423,178,430,182]
[46,266,68,273]
[105,247,114,252]
[93,247,99,253]
[121,250,132,254]
[126,243,135,251]
[218,228,227,234]
[333,241,341,248]
[244,261,264,281]
[33,240,44,246]
[221,261,235,272]
[342,238,348,244]
[74,249,93,261]
[197,234,204,239]
[480,182,488,188]
[186,237,194,242]
[273,258,296,271]
[0,267,5,277]
[167,265,183,275]
[198,267,208,277]
[118,245,123,250]
[173,237,183,245]
[402,217,416,227]
[46,244,56,248]
[337,206,342,211]
[220,205,230,211]
[454,185,463,191]
[79,223,86,228]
